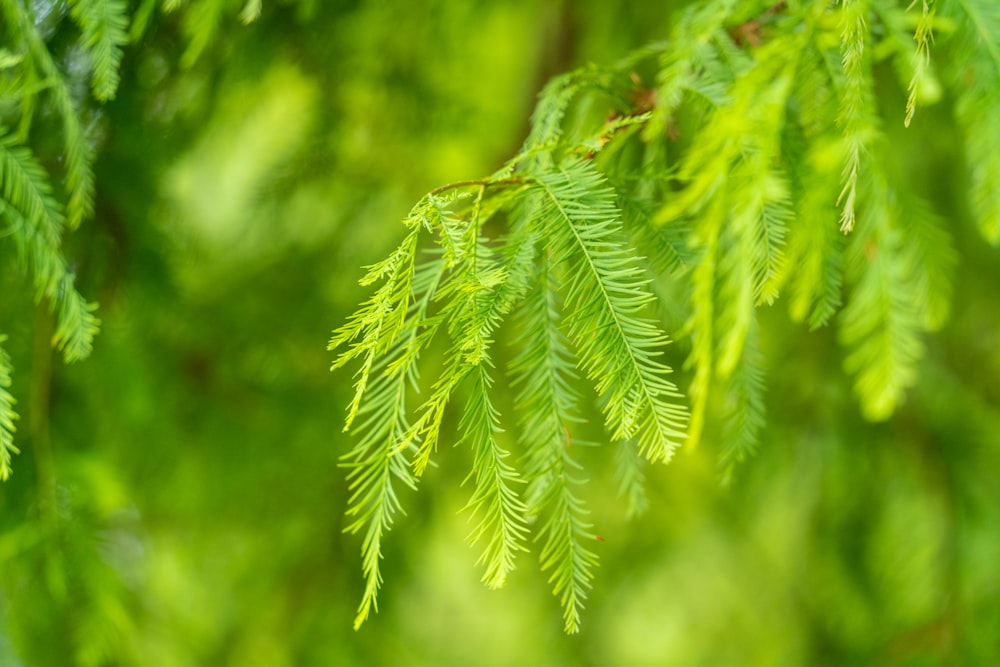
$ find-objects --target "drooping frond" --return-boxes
[785,200,846,330]
[836,0,874,233]
[461,365,529,590]
[69,0,130,101]
[511,259,596,633]
[942,0,1000,243]
[534,157,687,462]
[839,177,925,421]
[51,273,101,363]
[752,193,790,307]
[656,33,795,447]
[340,347,418,630]
[0,128,101,362]
[0,126,65,260]
[407,194,534,476]
[0,337,19,482]
[614,440,648,519]
[2,0,97,230]
[905,0,936,127]
[719,324,766,485]
[334,256,445,630]
[531,442,597,634]
[452,235,536,588]
[524,68,623,158]
[898,192,955,330]
[330,225,422,430]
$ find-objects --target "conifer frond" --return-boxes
[4,0,97,229]
[614,439,648,519]
[617,182,694,277]
[683,212,719,450]
[407,214,534,476]
[330,226,422,430]
[534,157,687,462]
[899,192,955,330]
[511,260,595,633]
[719,325,766,485]
[0,336,19,482]
[945,0,1000,243]
[337,257,446,630]
[839,183,925,421]
[525,69,620,155]
[342,186,535,597]
[745,167,791,306]
[533,458,597,633]
[836,0,874,233]
[662,39,794,446]
[905,0,935,127]
[461,366,528,589]
[451,233,535,588]
[786,202,846,330]
[69,0,130,101]
[52,273,101,363]
[0,127,65,257]
[784,142,845,329]
[341,348,418,630]
[0,202,101,364]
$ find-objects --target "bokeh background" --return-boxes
[1,1,999,665]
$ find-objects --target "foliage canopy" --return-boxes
[0,0,998,656]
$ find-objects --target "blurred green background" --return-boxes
[2,1,999,665]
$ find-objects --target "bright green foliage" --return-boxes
[944,0,1000,243]
[69,0,130,101]
[0,0,256,482]
[2,0,96,229]
[329,154,687,630]
[512,261,596,633]
[0,129,100,364]
[333,0,1000,632]
[905,0,934,128]
[0,0,997,650]
[536,159,686,462]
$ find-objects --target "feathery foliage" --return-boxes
[69,0,130,101]
[0,0,993,640]
[942,0,1000,243]
[0,128,100,363]
[333,0,1000,632]
[0,0,257,481]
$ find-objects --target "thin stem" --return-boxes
[428,176,527,197]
